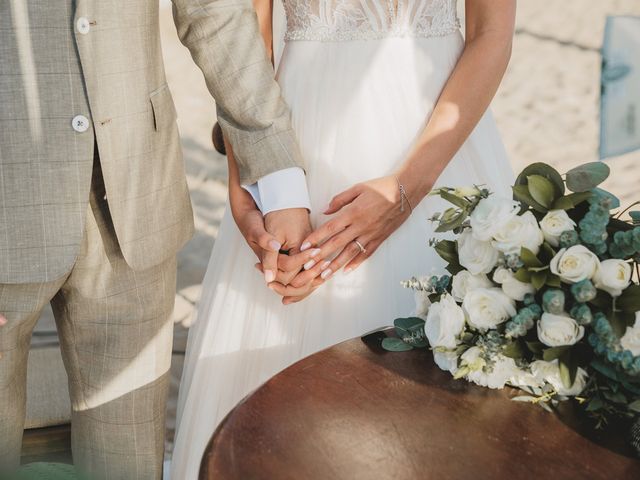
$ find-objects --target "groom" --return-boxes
[0,0,310,477]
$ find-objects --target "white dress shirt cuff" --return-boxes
[242,167,311,215]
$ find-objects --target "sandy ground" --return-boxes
[28,0,640,466]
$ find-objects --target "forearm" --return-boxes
[397,28,514,206]
[172,0,303,184]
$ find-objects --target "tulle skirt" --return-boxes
[171,32,514,479]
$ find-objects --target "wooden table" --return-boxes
[200,332,640,480]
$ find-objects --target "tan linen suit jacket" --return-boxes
[0,0,304,284]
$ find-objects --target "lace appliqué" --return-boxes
[283,0,460,42]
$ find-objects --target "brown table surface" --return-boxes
[201,331,640,480]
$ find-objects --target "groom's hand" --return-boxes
[263,208,313,284]
[230,186,315,285]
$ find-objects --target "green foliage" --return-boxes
[527,175,556,208]
[565,162,610,192]
[543,346,571,361]
[515,162,565,197]
[381,337,414,352]
[617,284,640,313]
[552,191,593,210]
[393,317,428,348]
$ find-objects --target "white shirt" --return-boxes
[243,167,311,215]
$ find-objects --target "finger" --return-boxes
[300,215,351,252]
[268,281,315,297]
[344,238,382,273]
[323,239,366,279]
[283,278,325,305]
[323,185,361,215]
[278,248,322,273]
[289,257,333,287]
[313,225,360,266]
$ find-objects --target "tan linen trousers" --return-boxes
[0,157,177,479]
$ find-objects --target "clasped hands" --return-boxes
[232,175,411,305]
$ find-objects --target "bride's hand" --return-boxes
[299,175,414,277]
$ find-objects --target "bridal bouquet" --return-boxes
[384,162,640,434]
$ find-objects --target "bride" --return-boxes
[172,0,516,477]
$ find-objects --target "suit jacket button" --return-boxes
[72,115,90,133]
[76,17,90,35]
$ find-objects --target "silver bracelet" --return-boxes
[395,176,413,213]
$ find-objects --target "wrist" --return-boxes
[394,170,431,210]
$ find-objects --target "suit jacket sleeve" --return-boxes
[171,0,305,185]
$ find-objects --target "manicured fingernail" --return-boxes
[269,240,282,252]
[304,260,316,270]
[320,261,331,270]
[321,268,333,280]
[344,268,352,275]
[310,248,321,258]
[264,270,276,283]
[301,242,311,251]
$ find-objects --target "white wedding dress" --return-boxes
[171,1,514,477]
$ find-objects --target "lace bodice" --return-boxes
[282,0,460,42]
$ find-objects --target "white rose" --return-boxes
[463,288,516,331]
[469,195,520,241]
[461,347,522,390]
[537,313,585,347]
[540,210,577,247]
[451,271,493,302]
[530,360,588,396]
[593,259,632,297]
[620,313,640,356]
[457,229,499,275]
[493,267,535,301]
[492,211,544,255]
[433,351,459,374]
[424,294,466,349]
[550,245,600,284]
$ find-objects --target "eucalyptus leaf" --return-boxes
[552,191,593,210]
[602,390,627,404]
[527,175,556,208]
[558,350,577,389]
[435,240,459,265]
[546,274,561,288]
[439,190,471,209]
[610,310,635,338]
[628,399,640,413]
[531,271,547,291]
[591,359,620,381]
[514,268,532,283]
[381,337,414,352]
[515,162,565,197]
[589,289,613,310]
[526,341,544,354]
[539,243,557,263]
[512,185,547,213]
[543,345,571,361]
[617,284,640,312]
[502,341,524,359]
[435,209,468,233]
[565,162,610,192]
[394,317,428,348]
[586,397,604,412]
[520,247,543,268]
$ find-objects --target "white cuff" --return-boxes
[242,167,311,215]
